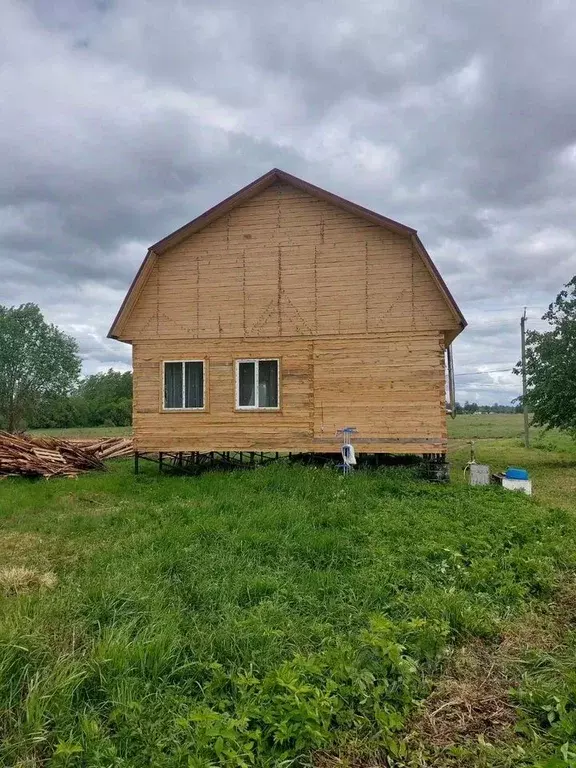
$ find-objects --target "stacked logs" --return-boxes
[0,432,133,478]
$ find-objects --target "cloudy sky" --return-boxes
[2,0,575,404]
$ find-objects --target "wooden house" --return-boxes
[108,169,465,460]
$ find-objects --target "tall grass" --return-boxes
[1,461,576,765]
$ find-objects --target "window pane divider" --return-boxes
[235,358,280,410]
[182,362,186,410]
[163,360,205,410]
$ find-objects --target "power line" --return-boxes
[458,318,549,328]
[464,300,546,306]
[454,368,514,377]
[464,305,546,313]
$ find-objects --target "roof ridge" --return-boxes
[108,169,465,339]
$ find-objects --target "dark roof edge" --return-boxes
[411,234,467,329]
[108,168,465,339]
[150,168,416,254]
[107,248,156,340]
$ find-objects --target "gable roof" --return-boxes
[108,168,466,339]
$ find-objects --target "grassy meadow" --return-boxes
[1,415,575,766]
[30,425,132,439]
[27,412,568,443]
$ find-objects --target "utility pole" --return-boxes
[520,307,530,448]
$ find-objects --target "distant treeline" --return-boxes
[27,367,520,430]
[454,401,522,415]
[29,370,133,429]
[28,370,521,429]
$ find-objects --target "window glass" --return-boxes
[238,362,255,406]
[184,361,204,408]
[164,362,183,408]
[258,360,278,408]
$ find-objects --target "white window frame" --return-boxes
[162,360,206,411]
[235,358,280,410]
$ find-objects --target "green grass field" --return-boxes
[27,412,568,444]
[2,416,576,766]
[26,413,565,443]
[30,425,132,439]
[449,412,529,440]
[448,413,575,447]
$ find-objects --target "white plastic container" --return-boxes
[469,464,490,486]
[502,477,532,496]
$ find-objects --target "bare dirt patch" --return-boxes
[414,577,576,751]
[416,640,516,747]
[0,531,48,565]
[0,566,58,596]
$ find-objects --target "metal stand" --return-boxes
[336,426,357,475]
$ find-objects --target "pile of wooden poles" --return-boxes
[0,432,133,478]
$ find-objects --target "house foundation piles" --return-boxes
[133,450,449,480]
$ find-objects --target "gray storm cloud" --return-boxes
[2,0,575,400]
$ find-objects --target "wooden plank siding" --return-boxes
[132,339,314,452]
[119,180,458,455]
[312,333,446,453]
[120,183,459,342]
[132,332,446,454]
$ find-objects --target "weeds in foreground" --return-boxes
[1,462,576,766]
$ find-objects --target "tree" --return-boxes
[29,369,134,430]
[77,369,132,426]
[27,392,89,430]
[0,304,81,431]
[516,276,576,435]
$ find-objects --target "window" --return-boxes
[236,359,279,409]
[163,361,205,409]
